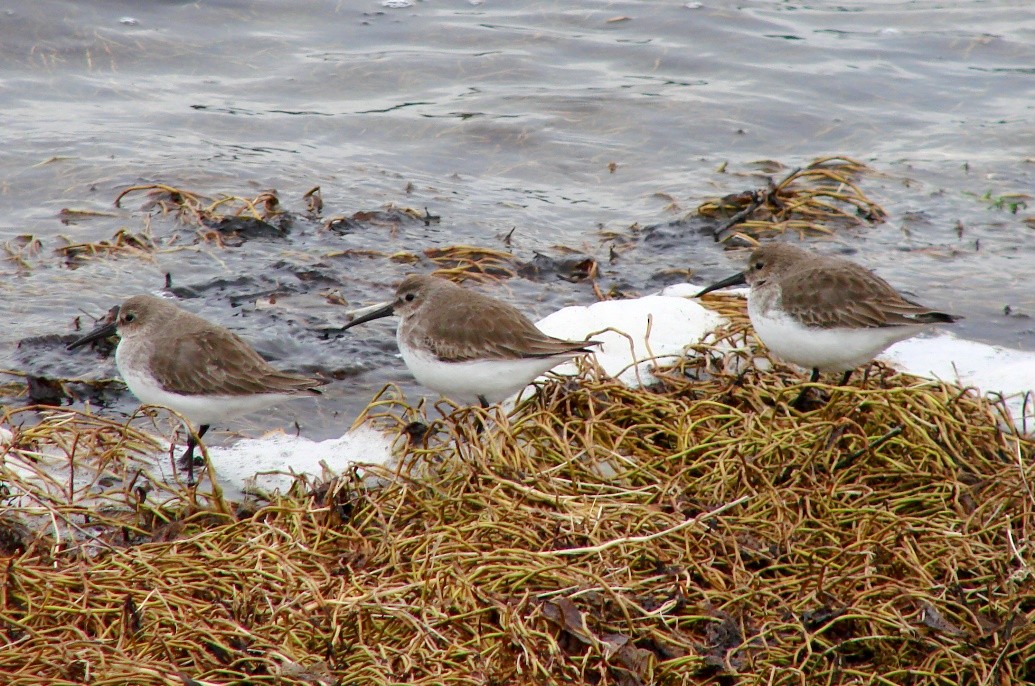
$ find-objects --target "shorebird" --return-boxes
[342,274,599,407]
[696,243,959,408]
[68,295,326,481]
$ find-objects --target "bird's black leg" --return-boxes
[472,396,493,435]
[839,370,853,386]
[178,424,210,483]
[791,368,821,410]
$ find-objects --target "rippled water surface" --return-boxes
[2,0,1032,440]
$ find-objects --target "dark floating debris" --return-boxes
[113,184,287,241]
[425,245,515,282]
[639,216,714,256]
[303,186,323,215]
[696,155,887,245]
[201,216,286,241]
[57,208,119,225]
[646,267,695,288]
[499,226,516,246]
[324,205,430,233]
[26,375,69,406]
[517,251,598,283]
[57,228,155,268]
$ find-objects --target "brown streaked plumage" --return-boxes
[745,244,958,330]
[68,295,326,481]
[342,274,599,406]
[141,305,326,398]
[394,275,597,362]
[696,243,959,408]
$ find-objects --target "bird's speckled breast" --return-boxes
[748,281,781,320]
[114,336,153,387]
[398,316,437,360]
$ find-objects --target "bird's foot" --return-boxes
[176,453,204,469]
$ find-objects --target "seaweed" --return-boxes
[698,156,888,245]
[0,321,1032,685]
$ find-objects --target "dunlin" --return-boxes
[695,243,959,408]
[68,295,326,481]
[342,274,599,407]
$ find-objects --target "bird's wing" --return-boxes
[148,329,324,396]
[780,262,953,329]
[420,294,597,362]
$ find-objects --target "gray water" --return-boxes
[1,0,1033,441]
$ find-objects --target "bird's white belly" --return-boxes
[117,348,292,427]
[399,342,572,404]
[749,301,920,372]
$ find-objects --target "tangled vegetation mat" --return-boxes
[1,313,1033,685]
[0,164,1030,683]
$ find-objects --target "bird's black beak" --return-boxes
[695,271,747,298]
[67,319,119,350]
[341,301,395,331]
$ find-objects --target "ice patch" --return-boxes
[536,295,725,387]
[880,333,1035,427]
[204,425,397,499]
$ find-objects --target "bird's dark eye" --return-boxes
[124,312,136,323]
[753,261,764,270]
[404,293,416,302]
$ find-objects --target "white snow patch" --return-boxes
[2,424,397,508]
[204,424,397,499]
[880,333,1035,427]
[535,295,726,387]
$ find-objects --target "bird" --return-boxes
[341,274,600,407]
[68,295,326,481]
[695,243,959,408]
